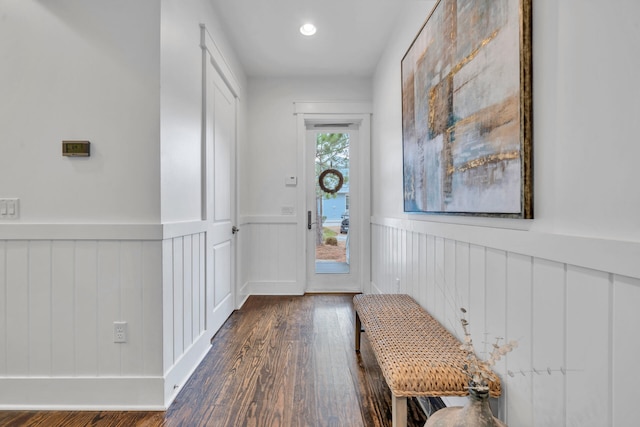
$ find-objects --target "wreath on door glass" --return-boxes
[318,168,344,194]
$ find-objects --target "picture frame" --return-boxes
[401,0,532,218]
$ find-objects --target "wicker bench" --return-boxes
[353,294,501,427]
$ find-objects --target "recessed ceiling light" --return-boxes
[300,23,317,36]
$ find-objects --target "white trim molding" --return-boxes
[200,24,241,99]
[372,215,640,279]
[293,101,372,115]
[0,224,162,241]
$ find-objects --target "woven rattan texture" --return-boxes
[353,294,501,398]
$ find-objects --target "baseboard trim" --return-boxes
[242,281,303,295]
[163,331,213,407]
[0,331,215,410]
[305,285,362,293]
[0,377,164,410]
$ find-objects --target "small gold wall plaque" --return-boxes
[62,141,90,157]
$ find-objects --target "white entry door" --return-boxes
[305,122,362,293]
[204,47,237,334]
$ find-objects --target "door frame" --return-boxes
[294,102,372,294]
[305,125,358,292]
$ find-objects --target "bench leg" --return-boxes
[355,311,362,352]
[392,394,407,427]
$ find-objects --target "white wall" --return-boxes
[534,1,640,241]
[160,0,247,224]
[239,77,371,295]
[374,0,640,241]
[243,77,371,215]
[0,0,161,223]
[371,1,640,426]
[0,0,166,409]
[0,0,248,409]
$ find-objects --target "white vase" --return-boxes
[424,388,507,427]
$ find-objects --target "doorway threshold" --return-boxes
[315,261,350,274]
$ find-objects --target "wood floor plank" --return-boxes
[0,294,427,427]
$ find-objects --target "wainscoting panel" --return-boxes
[371,217,640,427]
[531,258,565,425]
[613,275,640,424]
[161,228,214,406]
[75,240,100,376]
[162,232,208,371]
[0,239,163,378]
[504,252,533,426]
[0,236,164,409]
[240,219,298,294]
[565,266,610,426]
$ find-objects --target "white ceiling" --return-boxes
[210,0,426,78]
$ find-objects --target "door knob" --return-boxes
[232,225,240,234]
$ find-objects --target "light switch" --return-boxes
[282,206,295,215]
[0,198,19,220]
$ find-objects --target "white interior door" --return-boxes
[204,53,237,334]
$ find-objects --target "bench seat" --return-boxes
[353,293,501,427]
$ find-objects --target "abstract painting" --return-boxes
[402,0,532,218]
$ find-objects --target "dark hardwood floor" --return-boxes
[0,294,427,426]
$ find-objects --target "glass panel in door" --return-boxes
[314,132,350,274]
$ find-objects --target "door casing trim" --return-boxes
[294,102,372,294]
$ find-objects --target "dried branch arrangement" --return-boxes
[459,307,518,391]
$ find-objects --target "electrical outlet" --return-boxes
[113,321,127,343]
